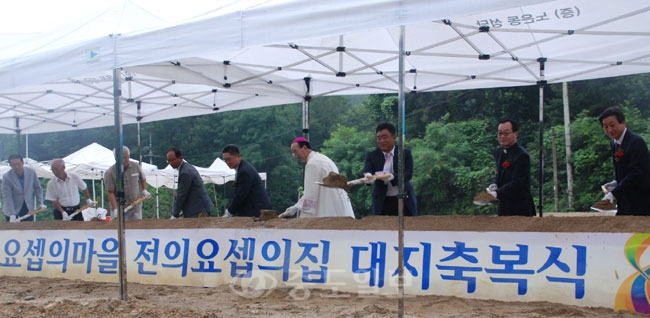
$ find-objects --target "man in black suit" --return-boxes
[222,144,272,217]
[167,147,214,218]
[487,119,535,216]
[598,107,650,216]
[363,123,417,216]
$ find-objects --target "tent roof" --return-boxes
[202,158,237,184]
[0,0,282,62]
[62,142,129,179]
[42,142,158,180]
[63,142,116,173]
[146,159,264,189]
[1,0,649,134]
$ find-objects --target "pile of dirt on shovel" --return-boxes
[592,200,616,210]
[473,191,499,205]
[321,172,349,190]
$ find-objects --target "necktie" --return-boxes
[384,152,392,173]
[614,142,619,153]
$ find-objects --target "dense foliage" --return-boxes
[2,74,649,219]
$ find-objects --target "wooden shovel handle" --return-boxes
[371,173,392,180]
[124,194,151,212]
[66,202,96,219]
[17,207,48,222]
[347,173,392,185]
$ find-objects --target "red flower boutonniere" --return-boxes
[615,150,624,162]
[502,160,511,168]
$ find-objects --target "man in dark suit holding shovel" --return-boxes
[598,107,650,216]
[363,123,417,216]
[167,147,214,218]
[487,119,535,216]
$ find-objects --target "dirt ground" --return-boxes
[0,274,644,318]
[1,213,648,317]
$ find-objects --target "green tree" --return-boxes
[322,125,375,217]
[410,117,495,215]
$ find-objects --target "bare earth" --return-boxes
[1,213,647,317]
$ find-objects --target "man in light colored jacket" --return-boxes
[2,154,46,222]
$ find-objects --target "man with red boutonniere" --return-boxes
[485,119,535,216]
[598,106,650,216]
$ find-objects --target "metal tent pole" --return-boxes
[537,58,547,217]
[397,25,406,318]
[112,67,127,301]
[156,183,160,219]
[212,183,219,217]
[111,31,127,300]
[137,101,143,165]
[101,180,105,209]
[302,77,311,140]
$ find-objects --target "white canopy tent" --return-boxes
[62,142,120,179]
[0,0,294,61]
[2,0,646,211]
[0,0,646,221]
[0,0,646,225]
[201,158,267,186]
[147,158,266,189]
[54,142,158,180]
[44,142,159,206]
[203,158,237,185]
[0,0,574,134]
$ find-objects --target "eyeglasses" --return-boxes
[497,131,513,137]
[167,157,179,163]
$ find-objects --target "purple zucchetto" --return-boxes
[293,137,309,143]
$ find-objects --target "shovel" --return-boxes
[472,192,499,206]
[316,172,392,191]
[590,186,616,213]
[17,207,48,222]
[123,194,151,213]
[65,201,96,220]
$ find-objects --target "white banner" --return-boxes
[1,229,649,313]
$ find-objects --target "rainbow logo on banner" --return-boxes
[616,233,650,314]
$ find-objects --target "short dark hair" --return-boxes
[222,144,241,155]
[598,106,625,124]
[167,147,182,158]
[498,119,519,133]
[296,140,311,149]
[8,154,23,162]
[376,123,396,135]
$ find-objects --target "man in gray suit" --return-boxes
[167,147,214,218]
[2,154,46,222]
